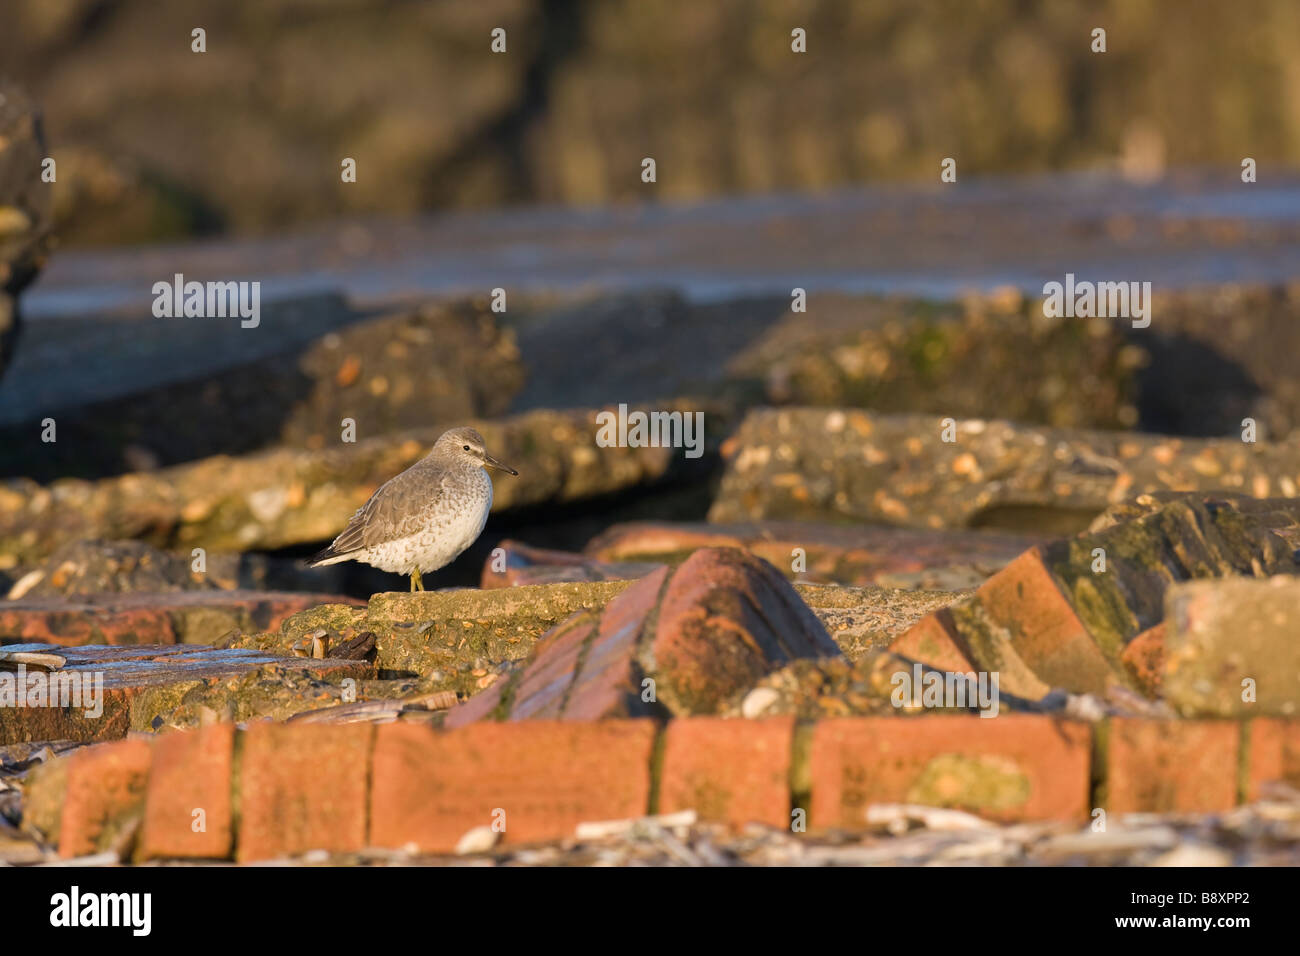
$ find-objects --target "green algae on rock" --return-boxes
[905,753,1033,812]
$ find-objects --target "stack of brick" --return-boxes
[891,496,1300,700]
[23,713,1299,861]
[448,547,843,722]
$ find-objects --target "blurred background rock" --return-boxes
[5,0,1300,247]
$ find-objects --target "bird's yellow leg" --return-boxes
[410,568,424,592]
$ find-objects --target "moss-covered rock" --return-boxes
[1163,576,1300,717]
[137,668,432,731]
[726,294,1143,430]
[710,408,1300,534]
[228,581,634,698]
[794,583,969,660]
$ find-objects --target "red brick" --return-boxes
[586,521,1041,587]
[444,568,667,724]
[59,737,153,857]
[587,523,747,561]
[966,549,1117,694]
[370,719,656,852]
[236,721,372,861]
[137,724,235,860]
[0,686,136,746]
[1121,622,1165,696]
[443,611,600,728]
[560,567,666,719]
[649,548,841,713]
[809,715,1091,827]
[1105,718,1238,814]
[447,549,837,724]
[479,539,661,588]
[504,612,599,719]
[0,591,359,647]
[0,602,174,645]
[1246,718,1300,801]
[889,609,975,673]
[441,677,507,729]
[659,717,793,827]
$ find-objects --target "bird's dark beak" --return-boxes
[484,453,518,476]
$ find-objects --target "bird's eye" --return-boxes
[463,445,470,451]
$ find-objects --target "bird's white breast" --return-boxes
[363,468,493,574]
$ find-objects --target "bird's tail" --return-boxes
[307,545,353,568]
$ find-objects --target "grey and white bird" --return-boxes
[308,426,518,591]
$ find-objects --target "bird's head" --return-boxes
[435,427,519,476]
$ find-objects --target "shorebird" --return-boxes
[308,426,517,591]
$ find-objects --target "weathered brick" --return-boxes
[588,523,747,561]
[809,715,1091,827]
[659,717,794,827]
[560,566,666,719]
[1104,718,1238,814]
[0,601,173,645]
[1121,622,1166,696]
[441,675,508,729]
[137,724,235,860]
[479,539,660,588]
[236,721,372,861]
[587,520,1041,587]
[443,610,603,728]
[505,612,599,720]
[442,569,666,725]
[1048,498,1299,654]
[20,754,70,848]
[957,549,1117,695]
[59,737,152,858]
[446,551,838,723]
[880,497,1300,702]
[888,609,975,674]
[370,720,656,852]
[0,590,356,646]
[1246,718,1300,801]
[649,548,842,713]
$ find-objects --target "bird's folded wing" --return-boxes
[365,467,454,550]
